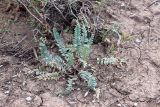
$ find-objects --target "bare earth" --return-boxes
[0,0,160,107]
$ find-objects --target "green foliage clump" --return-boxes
[97,56,118,65]
[53,28,75,67]
[37,72,60,81]
[97,56,126,65]
[38,23,96,95]
[60,77,78,95]
[73,24,93,60]
[39,38,65,71]
[79,71,97,91]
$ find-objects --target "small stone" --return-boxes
[4,91,10,94]
[22,81,26,86]
[135,38,141,43]
[84,91,89,97]
[117,104,121,107]
[121,3,125,7]
[67,100,77,105]
[0,65,3,68]
[77,88,80,91]
[92,100,96,103]
[134,103,138,106]
[25,96,32,101]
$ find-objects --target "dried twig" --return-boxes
[147,0,160,8]
[52,2,70,23]
[13,35,27,49]
[18,0,44,25]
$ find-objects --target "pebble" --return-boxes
[117,104,121,107]
[4,91,10,94]
[135,38,141,43]
[134,103,138,106]
[121,3,125,7]
[26,96,32,101]
[0,65,3,68]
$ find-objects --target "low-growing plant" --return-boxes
[101,25,122,45]
[97,56,126,65]
[38,23,96,95]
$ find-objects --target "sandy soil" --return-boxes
[0,0,160,107]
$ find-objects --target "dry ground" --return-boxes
[0,0,160,107]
